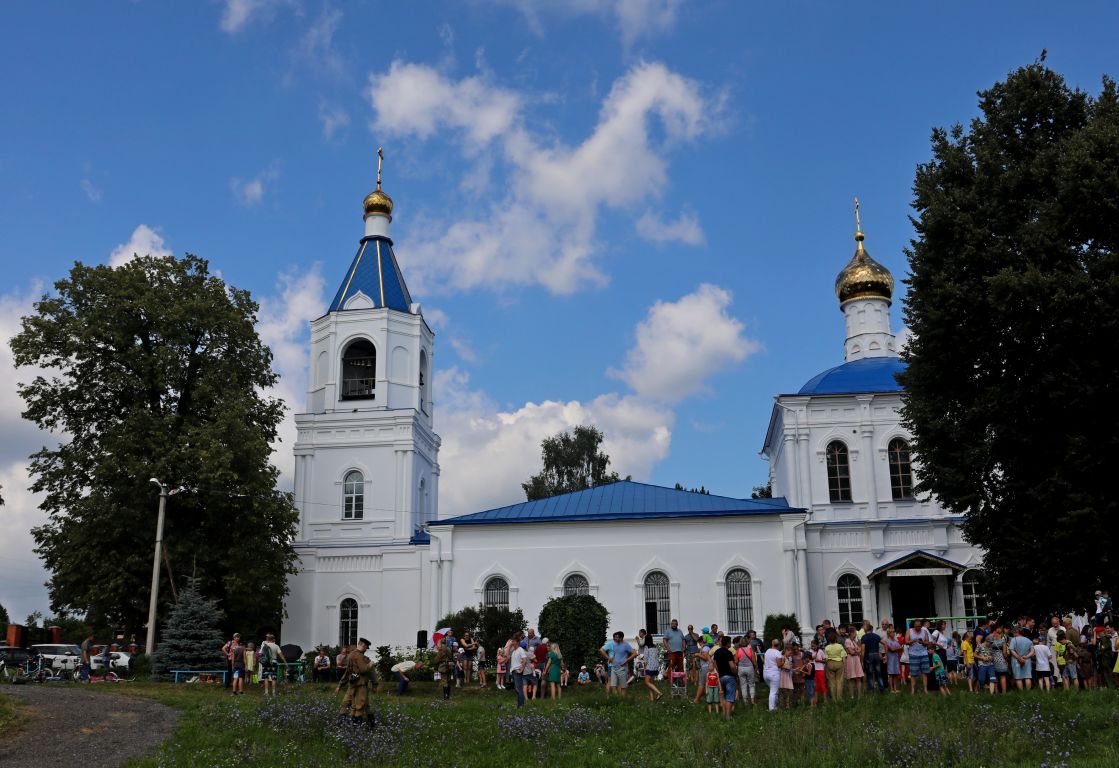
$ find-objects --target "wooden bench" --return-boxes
[171,668,228,684]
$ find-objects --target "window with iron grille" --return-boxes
[483,577,509,611]
[826,441,852,502]
[888,438,914,499]
[962,570,985,618]
[725,568,754,634]
[837,574,863,625]
[563,574,589,597]
[339,598,358,647]
[343,471,364,520]
[341,339,376,400]
[643,571,670,635]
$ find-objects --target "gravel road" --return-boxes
[0,683,178,768]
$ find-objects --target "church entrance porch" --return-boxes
[869,550,967,628]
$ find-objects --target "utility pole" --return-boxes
[146,479,180,655]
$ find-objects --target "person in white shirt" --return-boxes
[762,639,785,711]
[390,659,424,695]
[313,648,331,683]
[510,636,531,707]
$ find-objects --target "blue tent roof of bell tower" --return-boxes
[327,236,413,313]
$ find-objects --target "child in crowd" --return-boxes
[578,665,590,685]
[594,662,607,684]
[883,628,901,693]
[960,631,975,692]
[930,651,950,696]
[496,648,507,690]
[975,637,997,694]
[1032,634,1052,691]
[779,644,795,709]
[946,633,960,684]
[811,638,828,702]
[705,667,720,714]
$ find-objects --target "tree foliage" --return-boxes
[435,604,527,658]
[10,254,299,638]
[150,582,225,680]
[537,594,610,670]
[674,483,710,494]
[522,426,620,501]
[900,62,1119,616]
[750,482,772,499]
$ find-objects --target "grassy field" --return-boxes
[75,678,1119,768]
[0,691,27,738]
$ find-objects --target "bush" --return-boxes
[537,594,609,670]
[130,653,152,681]
[762,613,801,647]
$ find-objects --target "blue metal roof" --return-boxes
[328,236,413,313]
[429,480,800,527]
[797,356,906,395]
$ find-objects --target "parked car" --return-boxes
[0,646,33,675]
[91,650,133,672]
[29,643,82,672]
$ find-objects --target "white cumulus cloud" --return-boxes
[218,0,286,34]
[635,210,705,245]
[109,224,172,267]
[434,366,673,517]
[610,283,759,402]
[256,265,327,486]
[368,60,722,295]
[231,163,281,206]
[504,0,685,47]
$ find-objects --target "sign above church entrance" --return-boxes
[888,567,953,577]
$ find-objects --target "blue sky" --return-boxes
[2,1,1117,619]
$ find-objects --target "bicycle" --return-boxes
[22,653,69,682]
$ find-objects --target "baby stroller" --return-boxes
[670,654,687,698]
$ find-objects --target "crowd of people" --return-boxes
[227,590,1117,727]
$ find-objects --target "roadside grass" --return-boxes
[0,692,29,738]
[92,680,1119,768]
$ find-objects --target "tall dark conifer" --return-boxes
[901,62,1119,615]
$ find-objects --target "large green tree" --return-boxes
[11,254,299,639]
[522,425,621,501]
[900,61,1119,616]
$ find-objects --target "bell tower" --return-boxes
[834,198,897,361]
[292,148,441,545]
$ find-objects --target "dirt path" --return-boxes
[0,684,178,768]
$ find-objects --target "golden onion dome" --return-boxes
[363,187,393,219]
[835,200,893,304]
[363,146,394,219]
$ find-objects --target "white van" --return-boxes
[29,643,82,672]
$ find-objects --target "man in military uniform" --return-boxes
[338,637,377,728]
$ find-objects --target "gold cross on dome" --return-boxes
[376,146,384,190]
[854,196,862,233]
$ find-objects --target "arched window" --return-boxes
[419,348,429,415]
[341,339,376,400]
[483,577,509,611]
[888,438,914,499]
[643,571,670,635]
[725,568,753,634]
[826,441,852,502]
[562,574,589,597]
[339,598,358,647]
[343,470,364,520]
[837,574,863,625]
[962,570,985,619]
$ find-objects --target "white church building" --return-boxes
[281,166,984,651]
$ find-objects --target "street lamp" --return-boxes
[146,478,182,655]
